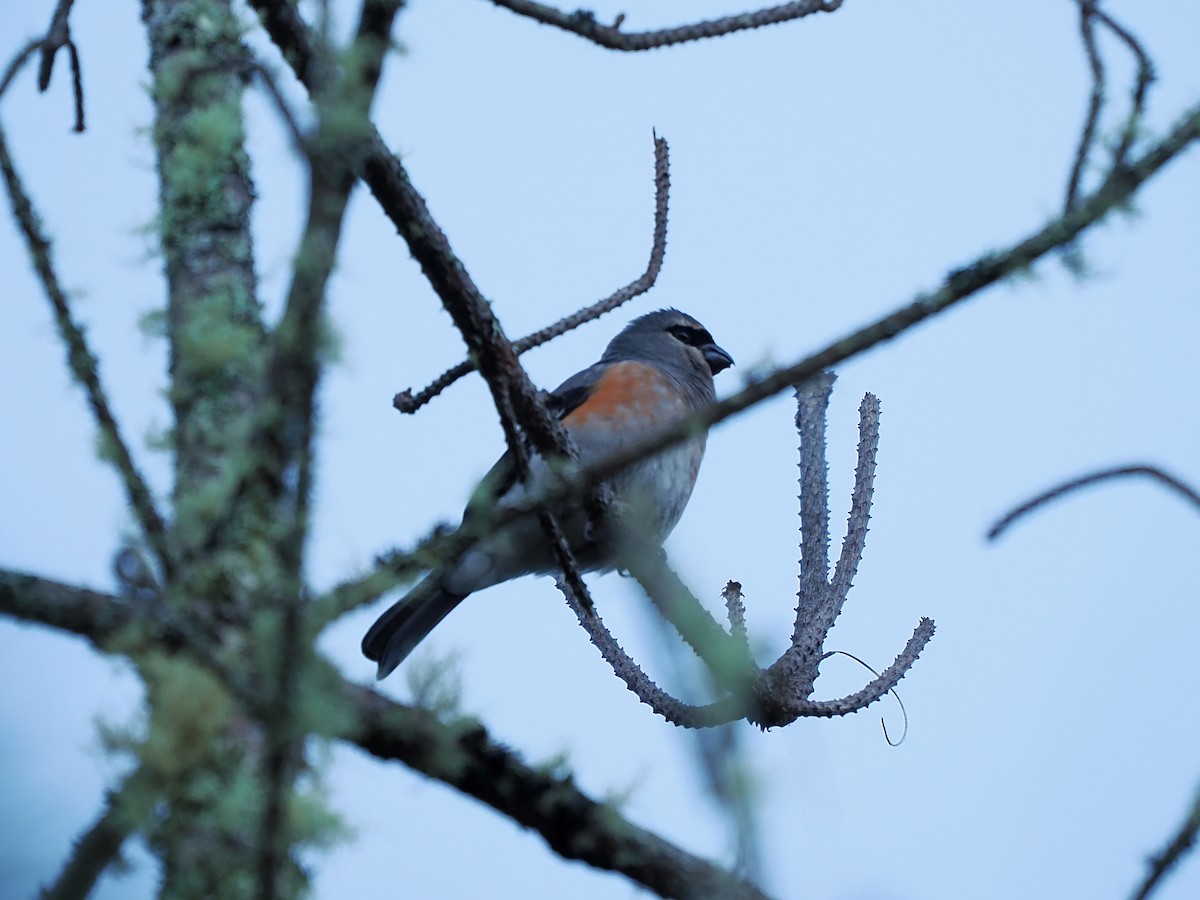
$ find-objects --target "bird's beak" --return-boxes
[702,343,734,375]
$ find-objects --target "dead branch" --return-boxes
[1132,784,1200,900]
[487,0,844,51]
[549,375,933,729]
[394,132,672,414]
[988,464,1200,540]
[1066,1,1156,215]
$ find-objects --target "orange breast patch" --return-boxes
[562,361,682,427]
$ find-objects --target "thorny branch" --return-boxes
[394,132,672,414]
[488,0,844,51]
[988,464,1200,540]
[550,375,933,729]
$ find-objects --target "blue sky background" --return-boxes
[2,1,1199,898]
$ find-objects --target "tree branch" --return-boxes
[342,681,773,899]
[0,120,173,579]
[1132,784,1200,900]
[487,0,844,51]
[988,464,1200,540]
[0,567,771,900]
[252,6,406,894]
[40,767,158,900]
[394,132,672,414]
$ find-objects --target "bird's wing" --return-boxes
[461,363,606,521]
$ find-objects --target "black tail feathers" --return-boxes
[361,577,467,680]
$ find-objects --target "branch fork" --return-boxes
[559,372,934,729]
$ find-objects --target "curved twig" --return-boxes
[487,0,843,52]
[988,464,1200,540]
[1066,1,1156,215]
[394,132,672,414]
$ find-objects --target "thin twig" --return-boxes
[555,574,734,728]
[64,37,84,132]
[1132,784,1200,900]
[1065,0,1105,214]
[1066,2,1157,214]
[0,123,174,579]
[988,464,1200,540]
[23,0,87,130]
[1092,5,1155,168]
[40,766,157,900]
[36,0,77,89]
[395,132,672,413]
[487,0,844,51]
[0,40,40,101]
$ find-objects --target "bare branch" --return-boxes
[555,574,738,729]
[988,464,1200,541]
[353,0,407,109]
[0,568,768,899]
[394,132,671,414]
[792,618,934,718]
[18,0,88,131]
[36,0,77,91]
[722,581,751,661]
[487,0,843,51]
[826,392,880,623]
[1092,6,1155,168]
[627,552,756,695]
[250,1,569,469]
[1065,1,1105,214]
[0,569,132,647]
[1066,1,1157,216]
[1132,784,1200,900]
[0,124,174,579]
[571,383,927,730]
[794,374,834,645]
[254,7,407,893]
[343,681,773,898]
[0,40,40,101]
[40,767,157,900]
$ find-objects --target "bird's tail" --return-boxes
[361,575,467,680]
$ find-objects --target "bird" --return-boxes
[362,308,734,680]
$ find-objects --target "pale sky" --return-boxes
[2,1,1199,898]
